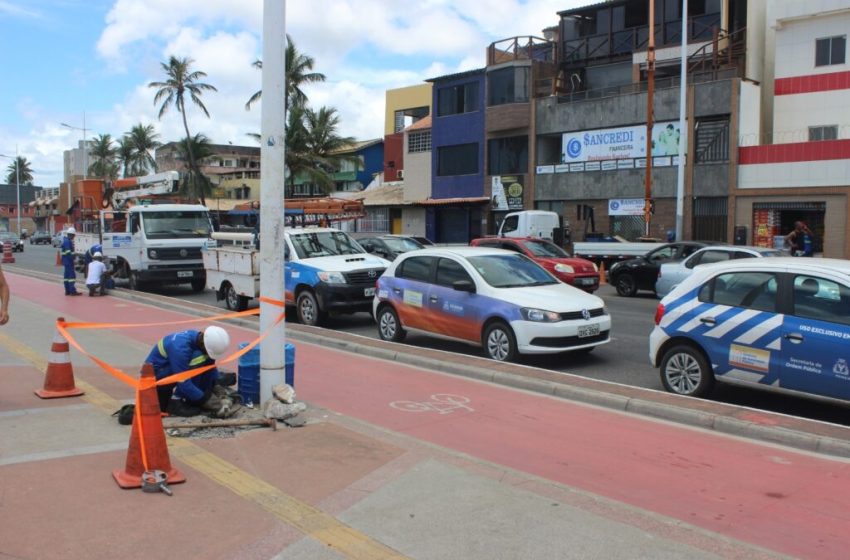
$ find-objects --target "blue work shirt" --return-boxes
[145,330,220,403]
[61,236,75,265]
[84,244,103,265]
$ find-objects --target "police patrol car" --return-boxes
[650,258,850,404]
[374,246,611,362]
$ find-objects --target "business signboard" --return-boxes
[608,199,646,216]
[561,122,680,163]
[491,175,525,211]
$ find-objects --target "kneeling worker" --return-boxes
[85,252,109,296]
[146,326,236,417]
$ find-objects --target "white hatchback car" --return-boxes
[373,247,611,362]
[655,245,781,298]
[650,258,850,404]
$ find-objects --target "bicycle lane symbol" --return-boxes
[390,394,474,415]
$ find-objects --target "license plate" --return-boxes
[177,271,193,278]
[579,277,597,285]
[364,287,376,297]
[577,324,600,338]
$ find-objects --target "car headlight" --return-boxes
[148,249,159,259]
[554,263,575,274]
[592,262,599,272]
[318,271,346,284]
[520,307,561,322]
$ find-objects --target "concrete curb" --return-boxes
[12,266,850,459]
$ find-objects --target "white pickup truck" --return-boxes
[204,227,391,326]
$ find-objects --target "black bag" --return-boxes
[112,404,135,425]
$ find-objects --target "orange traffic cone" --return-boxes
[35,317,84,399]
[113,363,186,490]
[2,242,14,264]
[599,261,607,285]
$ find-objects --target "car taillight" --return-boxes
[654,303,665,325]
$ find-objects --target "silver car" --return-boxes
[655,245,781,298]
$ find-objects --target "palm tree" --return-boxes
[285,106,357,195]
[127,123,161,176]
[116,137,134,178]
[174,133,215,203]
[88,134,119,180]
[4,156,34,185]
[245,34,326,111]
[149,55,217,204]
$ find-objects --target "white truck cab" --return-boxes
[497,210,562,240]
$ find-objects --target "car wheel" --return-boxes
[190,278,205,293]
[614,273,637,297]
[377,305,406,342]
[224,283,248,311]
[296,290,325,326]
[659,344,714,397]
[483,321,518,362]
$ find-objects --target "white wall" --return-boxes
[738,81,762,146]
[774,10,850,79]
[774,90,850,141]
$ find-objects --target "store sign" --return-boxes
[491,175,525,211]
[608,199,646,216]
[561,122,681,163]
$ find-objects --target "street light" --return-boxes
[0,151,22,235]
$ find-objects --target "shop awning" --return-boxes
[414,197,491,206]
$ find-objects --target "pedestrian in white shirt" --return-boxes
[85,252,108,296]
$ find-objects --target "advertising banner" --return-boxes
[561,122,680,163]
[491,175,525,211]
[608,199,646,216]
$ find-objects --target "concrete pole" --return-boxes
[675,0,688,242]
[258,0,287,402]
[15,145,21,235]
[644,0,656,238]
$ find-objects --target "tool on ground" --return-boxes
[164,417,277,431]
[141,470,172,496]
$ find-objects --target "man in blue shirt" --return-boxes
[61,228,81,296]
[146,326,234,417]
[83,242,103,276]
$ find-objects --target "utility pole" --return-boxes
[644,0,656,238]
[258,0,287,402]
[675,0,688,242]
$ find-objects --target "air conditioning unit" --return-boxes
[397,170,404,179]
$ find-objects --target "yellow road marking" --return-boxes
[0,331,408,560]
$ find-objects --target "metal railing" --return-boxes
[488,36,557,65]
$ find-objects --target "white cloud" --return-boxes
[0,0,42,18]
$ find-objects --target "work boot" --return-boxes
[216,372,237,387]
[167,399,202,417]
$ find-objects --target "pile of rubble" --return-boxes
[163,383,306,439]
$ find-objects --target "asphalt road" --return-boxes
[11,242,850,426]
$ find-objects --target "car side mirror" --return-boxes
[453,280,476,293]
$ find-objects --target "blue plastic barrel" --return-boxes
[237,342,296,406]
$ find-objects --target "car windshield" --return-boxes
[382,237,424,252]
[142,211,212,239]
[290,231,365,258]
[467,254,558,288]
[523,239,569,258]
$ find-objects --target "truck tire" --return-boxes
[223,283,249,312]
[296,290,325,327]
[190,278,205,293]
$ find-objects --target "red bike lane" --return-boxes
[12,273,850,560]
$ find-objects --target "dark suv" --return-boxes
[30,231,52,245]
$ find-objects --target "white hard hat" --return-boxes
[93,251,103,258]
[203,326,230,359]
[66,227,77,235]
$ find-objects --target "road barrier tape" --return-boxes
[56,298,287,474]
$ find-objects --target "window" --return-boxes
[437,143,478,176]
[357,207,389,233]
[488,136,528,175]
[809,126,838,141]
[699,272,777,312]
[435,258,472,287]
[500,215,518,235]
[815,36,846,66]
[793,275,850,326]
[437,82,479,116]
[408,131,432,153]
[688,249,731,267]
[397,256,433,283]
[488,67,530,106]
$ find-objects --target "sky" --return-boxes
[0,0,592,187]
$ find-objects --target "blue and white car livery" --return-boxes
[285,228,390,326]
[650,258,850,404]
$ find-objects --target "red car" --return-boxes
[470,237,600,292]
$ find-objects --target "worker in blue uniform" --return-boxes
[61,227,81,296]
[83,242,103,276]
[146,326,235,417]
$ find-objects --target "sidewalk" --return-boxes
[2,271,849,560]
